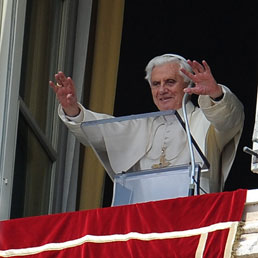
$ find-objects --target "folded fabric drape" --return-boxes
[0,189,247,258]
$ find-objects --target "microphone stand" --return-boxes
[182,91,196,196]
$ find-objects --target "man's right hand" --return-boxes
[49,71,80,117]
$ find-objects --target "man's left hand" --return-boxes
[181,60,223,99]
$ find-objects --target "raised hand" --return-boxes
[49,71,80,117]
[181,60,223,99]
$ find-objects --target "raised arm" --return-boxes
[49,71,80,117]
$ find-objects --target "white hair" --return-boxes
[145,54,193,86]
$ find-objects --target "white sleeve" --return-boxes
[58,103,85,123]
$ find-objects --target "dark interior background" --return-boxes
[103,0,258,206]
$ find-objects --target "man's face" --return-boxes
[150,62,188,110]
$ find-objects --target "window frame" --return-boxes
[0,0,27,220]
[0,0,93,220]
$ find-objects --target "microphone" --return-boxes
[182,82,197,196]
[243,146,258,158]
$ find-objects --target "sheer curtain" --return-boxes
[0,0,3,39]
[52,0,93,213]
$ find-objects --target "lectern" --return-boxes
[81,110,209,206]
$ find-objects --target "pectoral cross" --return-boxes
[152,147,171,169]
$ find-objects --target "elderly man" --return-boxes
[50,54,244,194]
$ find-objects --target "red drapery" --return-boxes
[0,189,247,257]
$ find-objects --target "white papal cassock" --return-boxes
[59,85,244,193]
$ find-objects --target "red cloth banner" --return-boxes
[0,189,247,257]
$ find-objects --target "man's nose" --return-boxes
[158,82,168,92]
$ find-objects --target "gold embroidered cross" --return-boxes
[152,147,171,169]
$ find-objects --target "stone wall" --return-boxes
[233,189,258,257]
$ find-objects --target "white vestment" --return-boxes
[59,85,244,193]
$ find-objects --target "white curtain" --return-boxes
[57,0,93,213]
[0,0,4,50]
